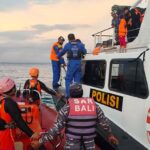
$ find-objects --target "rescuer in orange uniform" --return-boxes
[50,36,65,90]
[0,77,40,150]
[24,67,62,105]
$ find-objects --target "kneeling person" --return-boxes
[24,67,62,105]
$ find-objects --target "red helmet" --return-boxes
[29,67,39,77]
[0,77,15,94]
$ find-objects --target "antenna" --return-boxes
[130,0,143,9]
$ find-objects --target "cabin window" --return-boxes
[109,59,148,98]
[82,60,106,88]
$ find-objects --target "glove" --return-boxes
[107,134,119,145]
[55,92,64,101]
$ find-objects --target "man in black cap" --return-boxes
[50,36,65,90]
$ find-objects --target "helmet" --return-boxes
[29,67,39,77]
[69,83,83,98]
[58,36,65,42]
[0,77,15,94]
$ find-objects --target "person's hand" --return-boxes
[107,134,119,145]
[61,63,66,67]
[31,132,40,141]
[31,140,41,150]
[56,92,64,100]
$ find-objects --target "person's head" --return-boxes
[68,33,75,42]
[76,39,81,43]
[96,42,102,48]
[119,14,124,19]
[111,10,117,18]
[124,7,129,15]
[29,67,39,78]
[69,83,83,98]
[58,36,65,45]
[0,77,16,96]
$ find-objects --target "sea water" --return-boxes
[0,63,65,107]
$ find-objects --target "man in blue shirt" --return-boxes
[57,33,87,98]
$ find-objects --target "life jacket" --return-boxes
[29,79,41,94]
[66,98,97,140]
[118,18,127,37]
[92,47,101,55]
[0,99,15,150]
[67,42,83,60]
[12,103,41,141]
[50,42,63,61]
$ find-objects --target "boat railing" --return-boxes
[126,27,140,42]
[92,27,115,48]
[92,26,141,51]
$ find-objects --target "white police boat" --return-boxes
[80,0,150,149]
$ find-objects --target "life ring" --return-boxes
[146,108,150,144]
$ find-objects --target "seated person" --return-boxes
[92,43,103,55]
[23,67,62,105]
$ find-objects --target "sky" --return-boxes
[0,0,146,63]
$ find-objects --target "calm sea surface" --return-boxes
[0,63,65,90]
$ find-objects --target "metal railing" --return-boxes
[92,27,114,47]
[92,26,141,49]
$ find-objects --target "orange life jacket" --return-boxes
[92,47,101,55]
[29,79,41,94]
[12,103,41,142]
[50,42,63,61]
[118,18,127,37]
[0,99,15,150]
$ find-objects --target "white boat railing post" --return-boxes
[92,27,113,49]
[112,27,115,47]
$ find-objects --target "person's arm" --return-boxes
[59,57,65,65]
[80,43,87,54]
[57,44,69,59]
[39,104,69,144]
[39,81,57,96]
[0,119,7,130]
[4,98,34,137]
[53,45,60,55]
[96,105,119,145]
[96,105,112,134]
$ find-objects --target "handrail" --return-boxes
[92,27,113,36]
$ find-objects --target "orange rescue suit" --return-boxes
[50,42,62,61]
[0,99,15,150]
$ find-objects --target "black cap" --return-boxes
[70,83,83,98]
[58,36,65,41]
[68,33,75,41]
